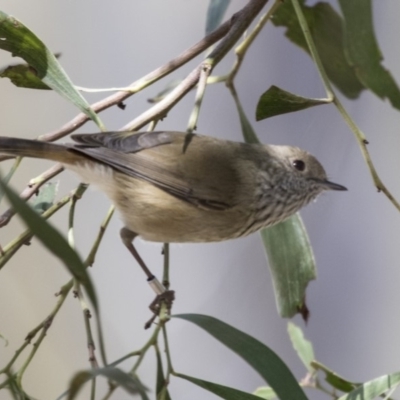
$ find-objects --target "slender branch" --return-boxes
[187,64,212,132]
[122,0,269,131]
[36,12,235,143]
[291,0,400,212]
[162,243,170,290]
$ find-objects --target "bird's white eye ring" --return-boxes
[292,159,306,171]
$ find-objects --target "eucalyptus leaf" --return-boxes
[0,178,98,311]
[0,62,51,89]
[256,85,329,120]
[287,322,315,372]
[260,214,316,319]
[0,11,104,128]
[155,347,171,400]
[175,372,263,400]
[312,361,357,393]
[253,386,277,400]
[206,0,231,35]
[272,0,364,99]
[337,372,400,400]
[67,367,149,400]
[173,314,307,400]
[338,0,400,110]
[31,181,58,213]
[231,89,316,320]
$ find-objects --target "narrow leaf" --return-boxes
[260,214,316,319]
[230,89,259,144]
[272,0,364,99]
[338,0,400,110]
[0,62,51,89]
[67,367,149,400]
[176,372,262,400]
[287,322,315,372]
[256,85,329,120]
[173,314,307,400]
[0,11,104,128]
[253,386,277,400]
[312,361,357,393]
[206,0,231,35]
[155,347,171,400]
[31,181,58,213]
[338,372,400,400]
[0,179,98,311]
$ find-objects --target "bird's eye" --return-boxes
[292,159,306,171]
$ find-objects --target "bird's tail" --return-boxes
[0,137,81,165]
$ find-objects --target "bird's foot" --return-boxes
[144,290,175,329]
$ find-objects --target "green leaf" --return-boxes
[272,0,364,99]
[338,0,400,110]
[175,373,262,400]
[0,157,21,205]
[253,386,277,400]
[260,214,316,319]
[256,85,329,120]
[155,347,171,400]
[0,11,104,128]
[0,332,9,346]
[173,314,307,400]
[0,178,98,311]
[205,0,231,35]
[312,361,357,393]
[234,93,259,144]
[337,372,400,400]
[0,62,51,89]
[287,322,315,372]
[31,181,58,213]
[67,367,149,400]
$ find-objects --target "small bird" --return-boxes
[0,131,346,302]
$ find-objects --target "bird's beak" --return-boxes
[321,180,347,191]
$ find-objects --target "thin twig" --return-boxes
[291,0,400,212]
[123,0,269,131]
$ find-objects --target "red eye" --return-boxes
[293,159,305,171]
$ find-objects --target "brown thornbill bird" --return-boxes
[0,131,346,319]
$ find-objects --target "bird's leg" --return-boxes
[120,227,175,328]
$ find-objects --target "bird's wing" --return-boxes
[70,131,240,210]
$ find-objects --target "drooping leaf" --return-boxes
[253,386,277,400]
[287,322,315,372]
[337,372,400,400]
[0,178,98,311]
[231,87,259,144]
[256,85,329,120]
[155,347,171,400]
[272,0,364,99]
[260,214,316,319]
[338,0,400,110]
[31,181,58,213]
[0,11,104,128]
[176,373,261,400]
[67,367,149,400]
[231,90,316,320]
[0,62,51,89]
[312,361,357,393]
[174,314,307,400]
[205,0,231,35]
